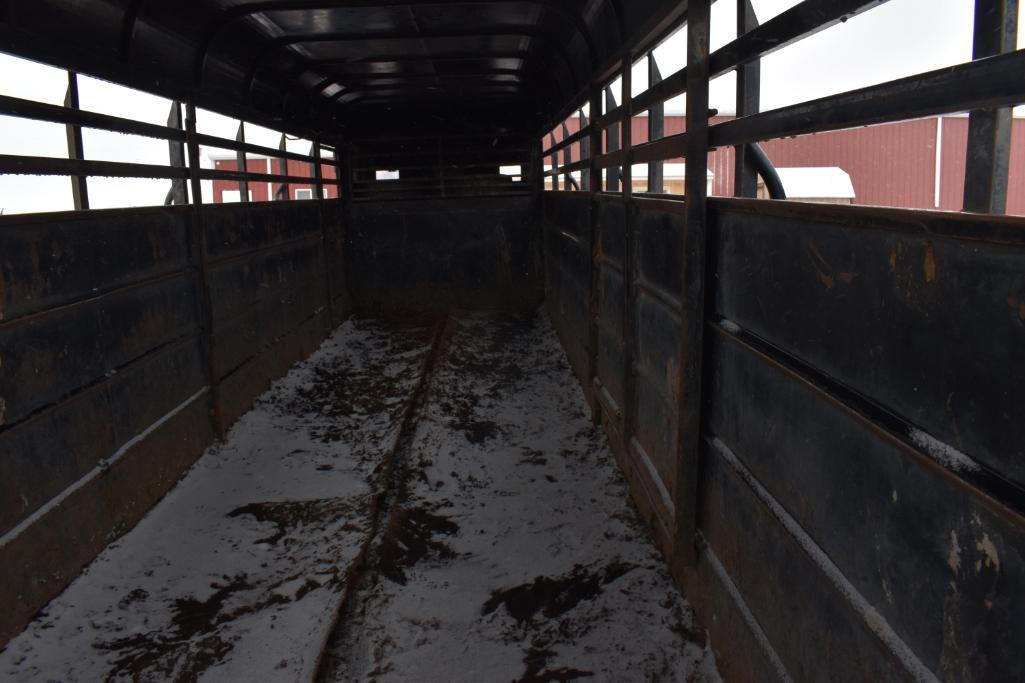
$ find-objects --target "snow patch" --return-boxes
[909,428,980,473]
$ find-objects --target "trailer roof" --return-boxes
[0,0,690,139]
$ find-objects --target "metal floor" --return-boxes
[1,311,718,682]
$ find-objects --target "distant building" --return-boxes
[207,152,339,203]
[549,113,1025,214]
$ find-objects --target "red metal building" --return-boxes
[551,114,1025,214]
[209,153,339,203]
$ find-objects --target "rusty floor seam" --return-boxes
[311,313,451,680]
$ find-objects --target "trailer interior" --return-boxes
[1,0,1024,680]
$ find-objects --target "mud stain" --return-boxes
[95,575,255,682]
[275,319,434,443]
[517,647,594,682]
[376,505,459,585]
[228,498,363,546]
[482,561,636,624]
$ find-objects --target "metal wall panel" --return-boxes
[544,192,1025,680]
[349,196,542,310]
[0,199,350,646]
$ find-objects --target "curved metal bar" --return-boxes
[746,142,786,199]
[194,0,598,84]
[244,28,579,107]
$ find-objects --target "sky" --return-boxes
[0,0,1023,214]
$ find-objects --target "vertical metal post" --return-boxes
[963,0,1018,213]
[734,0,761,198]
[184,102,223,438]
[579,108,590,191]
[549,133,559,191]
[63,72,89,210]
[530,136,545,282]
[312,141,324,200]
[276,133,290,200]
[622,55,638,453]
[337,143,354,304]
[587,84,603,418]
[165,101,188,205]
[605,86,621,192]
[648,53,665,194]
[312,140,333,326]
[674,0,711,571]
[235,122,249,202]
[561,121,573,190]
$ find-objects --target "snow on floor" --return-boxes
[1,309,720,682]
[318,311,719,682]
[0,317,436,682]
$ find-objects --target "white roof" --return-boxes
[544,163,713,179]
[775,167,855,199]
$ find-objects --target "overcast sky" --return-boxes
[1,0,1022,214]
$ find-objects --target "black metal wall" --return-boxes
[349,196,543,311]
[0,199,348,644]
[544,192,1025,681]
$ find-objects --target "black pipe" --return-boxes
[746,142,786,199]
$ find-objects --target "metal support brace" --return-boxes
[674,0,712,570]
[236,122,249,202]
[165,102,188,205]
[587,84,603,420]
[184,103,223,439]
[276,134,290,200]
[605,86,621,192]
[337,143,354,303]
[549,133,559,191]
[622,55,638,451]
[734,0,761,198]
[963,0,1018,213]
[312,141,324,200]
[648,53,665,194]
[63,72,89,210]
[561,121,574,190]
[579,108,590,191]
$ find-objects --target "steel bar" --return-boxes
[165,101,188,205]
[184,102,223,438]
[710,49,1025,147]
[674,0,712,571]
[276,134,290,201]
[0,93,185,143]
[544,127,589,156]
[648,52,665,194]
[579,108,591,191]
[561,121,573,189]
[622,54,639,463]
[963,0,1019,213]
[630,133,686,166]
[747,142,786,199]
[733,0,761,198]
[312,141,324,200]
[63,72,89,211]
[0,154,188,179]
[587,84,603,419]
[549,132,559,191]
[236,122,250,202]
[605,86,621,192]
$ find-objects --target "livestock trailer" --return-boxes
[0,0,1023,680]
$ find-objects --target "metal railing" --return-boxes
[0,70,340,211]
[541,0,1023,212]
